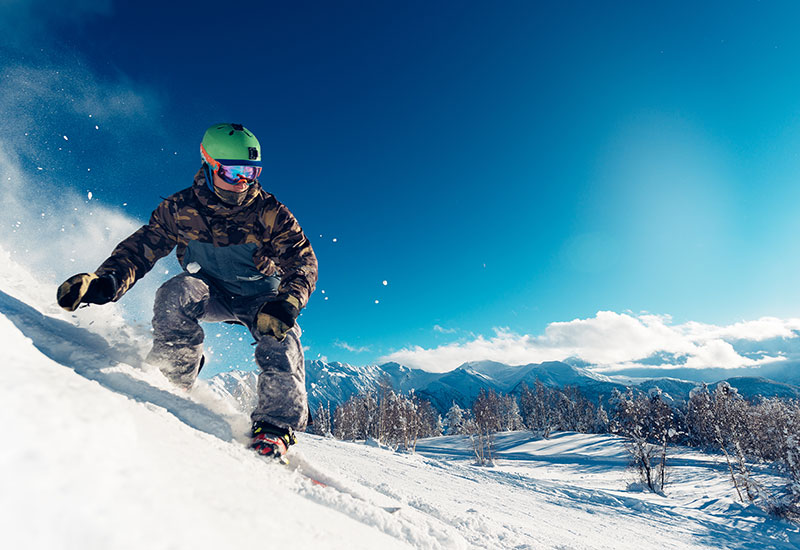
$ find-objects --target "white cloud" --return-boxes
[433,324,457,334]
[682,339,755,370]
[379,311,798,373]
[541,311,692,364]
[679,317,800,342]
[381,329,565,373]
[334,341,370,353]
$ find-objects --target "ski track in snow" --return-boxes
[1,259,799,549]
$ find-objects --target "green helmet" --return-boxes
[200,123,261,167]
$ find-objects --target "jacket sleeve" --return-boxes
[261,203,318,309]
[94,200,179,301]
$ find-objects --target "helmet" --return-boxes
[200,123,261,168]
[200,123,261,206]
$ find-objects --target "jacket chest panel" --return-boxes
[175,210,263,247]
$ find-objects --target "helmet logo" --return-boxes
[249,147,259,160]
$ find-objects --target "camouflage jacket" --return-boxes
[95,169,318,308]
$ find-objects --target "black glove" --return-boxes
[57,273,117,312]
[256,296,301,341]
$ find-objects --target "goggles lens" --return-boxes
[217,164,261,185]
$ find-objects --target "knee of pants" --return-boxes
[154,274,209,317]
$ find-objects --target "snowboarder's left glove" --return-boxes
[56,273,117,312]
[256,295,301,341]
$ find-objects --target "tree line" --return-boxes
[609,381,800,520]
[310,378,800,520]
[310,382,441,452]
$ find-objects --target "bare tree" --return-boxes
[332,385,440,453]
[520,380,558,437]
[611,388,676,493]
[470,389,503,465]
[684,384,800,519]
[311,401,332,436]
[711,384,774,507]
[594,398,610,434]
[499,393,524,431]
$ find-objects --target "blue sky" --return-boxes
[3,1,800,377]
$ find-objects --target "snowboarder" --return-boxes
[56,123,318,460]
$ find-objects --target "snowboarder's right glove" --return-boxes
[256,295,300,341]
[57,273,117,312]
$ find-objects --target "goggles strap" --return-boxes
[200,144,221,171]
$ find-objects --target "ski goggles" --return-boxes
[201,144,262,185]
[217,164,261,185]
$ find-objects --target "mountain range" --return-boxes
[208,359,800,416]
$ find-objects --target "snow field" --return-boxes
[1,244,799,549]
[413,432,796,549]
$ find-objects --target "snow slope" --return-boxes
[2,251,799,549]
[0,314,418,550]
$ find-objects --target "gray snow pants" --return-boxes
[145,273,307,431]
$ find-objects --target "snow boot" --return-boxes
[250,421,296,460]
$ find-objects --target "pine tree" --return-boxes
[444,402,468,435]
